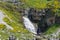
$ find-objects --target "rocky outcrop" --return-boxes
[22,8,56,33]
[22,8,60,35]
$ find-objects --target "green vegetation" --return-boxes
[0,24,9,40]
[21,0,47,9]
[45,24,60,35]
[0,0,60,40]
[20,0,60,35]
[21,0,60,9]
[3,17,29,33]
[0,1,34,40]
[0,24,6,30]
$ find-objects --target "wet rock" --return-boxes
[55,16,60,24]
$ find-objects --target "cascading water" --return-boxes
[23,16,37,34]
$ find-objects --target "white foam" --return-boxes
[23,16,37,34]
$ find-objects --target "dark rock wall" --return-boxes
[22,8,60,34]
[55,16,60,24]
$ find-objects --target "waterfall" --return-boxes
[23,16,37,34]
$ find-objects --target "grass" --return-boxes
[0,1,60,40]
[44,24,60,35]
[3,15,29,33]
[0,24,9,40]
[22,0,47,9]
[0,2,34,40]
[0,24,6,30]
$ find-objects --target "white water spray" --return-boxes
[23,16,37,34]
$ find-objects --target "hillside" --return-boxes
[0,0,60,40]
[0,2,34,40]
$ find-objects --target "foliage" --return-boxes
[45,24,60,35]
[0,24,6,30]
[0,2,34,40]
[0,0,60,39]
[21,0,47,9]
